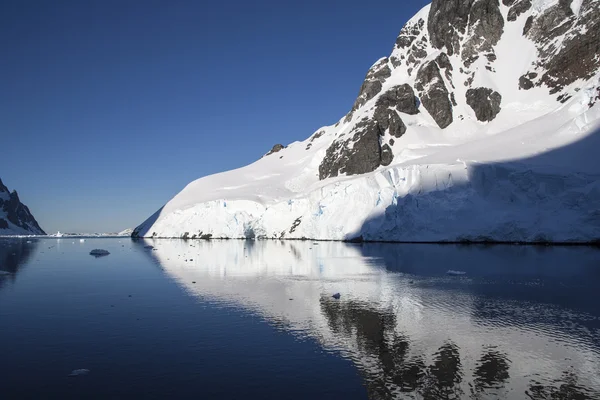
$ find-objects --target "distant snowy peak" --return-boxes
[0,178,45,235]
[118,228,133,236]
[134,0,600,243]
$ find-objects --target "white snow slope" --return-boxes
[135,0,600,243]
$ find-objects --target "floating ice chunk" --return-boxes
[0,270,11,276]
[447,270,467,276]
[80,239,85,243]
[89,249,110,257]
[68,369,90,377]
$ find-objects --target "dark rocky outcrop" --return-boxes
[406,38,429,75]
[318,85,417,180]
[310,130,325,142]
[394,17,429,74]
[428,0,475,56]
[265,144,286,156]
[525,0,600,94]
[289,217,302,234]
[590,86,600,108]
[374,107,407,139]
[0,178,45,235]
[462,0,505,66]
[319,118,385,180]
[435,53,453,79]
[415,61,454,129]
[396,17,425,50]
[466,88,502,121]
[380,144,394,167]
[346,58,392,122]
[519,72,538,90]
[507,0,532,21]
[376,84,420,116]
[429,0,504,66]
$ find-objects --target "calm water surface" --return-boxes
[0,238,599,399]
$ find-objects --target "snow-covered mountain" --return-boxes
[135,0,600,243]
[117,228,134,236]
[0,178,45,236]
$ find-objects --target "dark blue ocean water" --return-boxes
[0,238,599,399]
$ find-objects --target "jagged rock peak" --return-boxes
[0,178,8,193]
[0,178,45,235]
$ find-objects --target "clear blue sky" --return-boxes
[1,0,428,233]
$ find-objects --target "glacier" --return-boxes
[135,0,600,243]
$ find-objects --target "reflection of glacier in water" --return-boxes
[141,239,600,399]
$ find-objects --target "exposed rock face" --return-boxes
[524,0,600,94]
[265,144,286,156]
[346,58,392,121]
[319,86,420,179]
[462,0,505,66]
[429,0,505,66]
[376,84,420,116]
[0,178,45,235]
[380,144,394,166]
[507,0,532,21]
[319,118,384,180]
[395,17,425,50]
[393,17,428,74]
[519,72,538,90]
[590,86,600,107]
[375,107,407,139]
[428,0,474,56]
[415,60,454,129]
[466,88,502,121]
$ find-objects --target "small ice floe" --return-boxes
[26,240,32,244]
[0,270,12,276]
[80,239,85,243]
[68,369,90,377]
[89,249,110,257]
[332,293,341,299]
[447,270,467,276]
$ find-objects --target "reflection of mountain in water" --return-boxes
[142,239,600,399]
[0,238,39,289]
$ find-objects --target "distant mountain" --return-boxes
[135,0,600,243]
[49,228,134,237]
[0,178,45,235]
[118,228,133,236]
